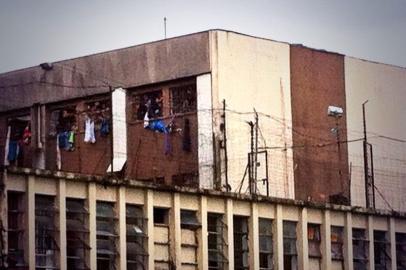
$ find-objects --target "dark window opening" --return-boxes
[396,233,406,269]
[6,115,31,165]
[352,228,368,270]
[126,204,148,270]
[83,99,111,137]
[331,226,344,261]
[233,216,249,270]
[66,198,90,270]
[153,207,169,225]
[374,230,391,270]
[308,224,321,259]
[49,106,77,152]
[170,84,197,114]
[283,221,298,270]
[180,210,200,230]
[96,201,117,270]
[132,90,163,121]
[208,213,228,270]
[259,218,273,270]
[7,191,26,268]
[35,195,59,269]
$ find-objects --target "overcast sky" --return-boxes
[1,0,405,73]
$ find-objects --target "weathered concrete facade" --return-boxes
[2,168,406,270]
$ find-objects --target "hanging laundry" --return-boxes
[4,126,10,166]
[100,118,110,137]
[7,140,19,162]
[56,134,61,170]
[22,125,31,145]
[67,131,75,151]
[182,119,191,152]
[58,132,69,149]
[84,118,96,143]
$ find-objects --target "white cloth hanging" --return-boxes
[56,134,61,170]
[84,118,96,143]
[3,126,10,166]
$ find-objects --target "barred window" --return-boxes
[170,84,196,114]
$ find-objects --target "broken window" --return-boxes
[170,84,196,114]
[308,224,321,259]
[49,106,77,152]
[396,233,406,269]
[283,221,298,270]
[208,213,228,270]
[259,218,273,270]
[331,226,344,261]
[96,201,117,270]
[66,198,90,270]
[35,195,59,269]
[233,216,249,270]
[83,99,111,138]
[352,228,368,270]
[180,210,200,269]
[126,204,148,270]
[7,191,26,268]
[374,230,391,270]
[132,90,163,121]
[153,207,171,269]
[5,115,31,165]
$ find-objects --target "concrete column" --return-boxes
[198,196,208,270]
[117,186,126,270]
[298,207,309,270]
[171,193,182,269]
[367,216,374,270]
[389,217,397,270]
[144,189,154,270]
[26,175,35,270]
[249,202,259,269]
[1,172,8,263]
[58,179,67,270]
[275,204,284,270]
[88,183,97,270]
[321,210,332,270]
[226,198,234,270]
[343,212,353,270]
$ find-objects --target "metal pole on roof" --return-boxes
[164,17,167,39]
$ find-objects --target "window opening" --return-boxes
[374,230,391,270]
[352,228,368,270]
[49,107,77,151]
[126,204,148,270]
[7,191,27,268]
[396,233,406,270]
[259,218,273,270]
[283,221,298,270]
[35,195,59,269]
[133,90,163,121]
[170,84,196,114]
[153,208,169,225]
[207,213,228,270]
[153,207,171,269]
[6,115,31,165]
[180,210,200,230]
[83,100,111,139]
[308,224,321,259]
[96,201,117,270]
[66,198,90,270]
[233,216,249,270]
[180,210,200,269]
[331,226,344,261]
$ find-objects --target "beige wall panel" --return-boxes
[210,31,294,199]
[345,57,406,212]
[154,226,170,242]
[308,208,322,223]
[258,203,275,219]
[233,200,250,216]
[373,216,388,231]
[181,229,196,245]
[96,185,116,201]
[153,191,172,207]
[352,214,367,228]
[35,177,57,195]
[180,194,199,210]
[395,219,406,233]
[6,175,26,192]
[206,198,225,213]
[125,188,144,205]
[330,212,345,226]
[282,205,299,221]
[332,261,344,270]
[154,245,170,261]
[66,181,87,198]
[309,258,320,270]
[181,248,197,263]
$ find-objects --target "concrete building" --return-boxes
[0,30,405,270]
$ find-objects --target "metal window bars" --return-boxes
[35,195,59,270]
[352,228,369,270]
[96,201,118,270]
[233,216,249,270]
[283,221,298,270]
[331,226,344,261]
[169,84,197,114]
[396,233,406,270]
[66,198,90,270]
[126,204,148,270]
[208,213,228,270]
[259,218,273,270]
[374,230,391,270]
[7,191,27,269]
[308,224,322,259]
